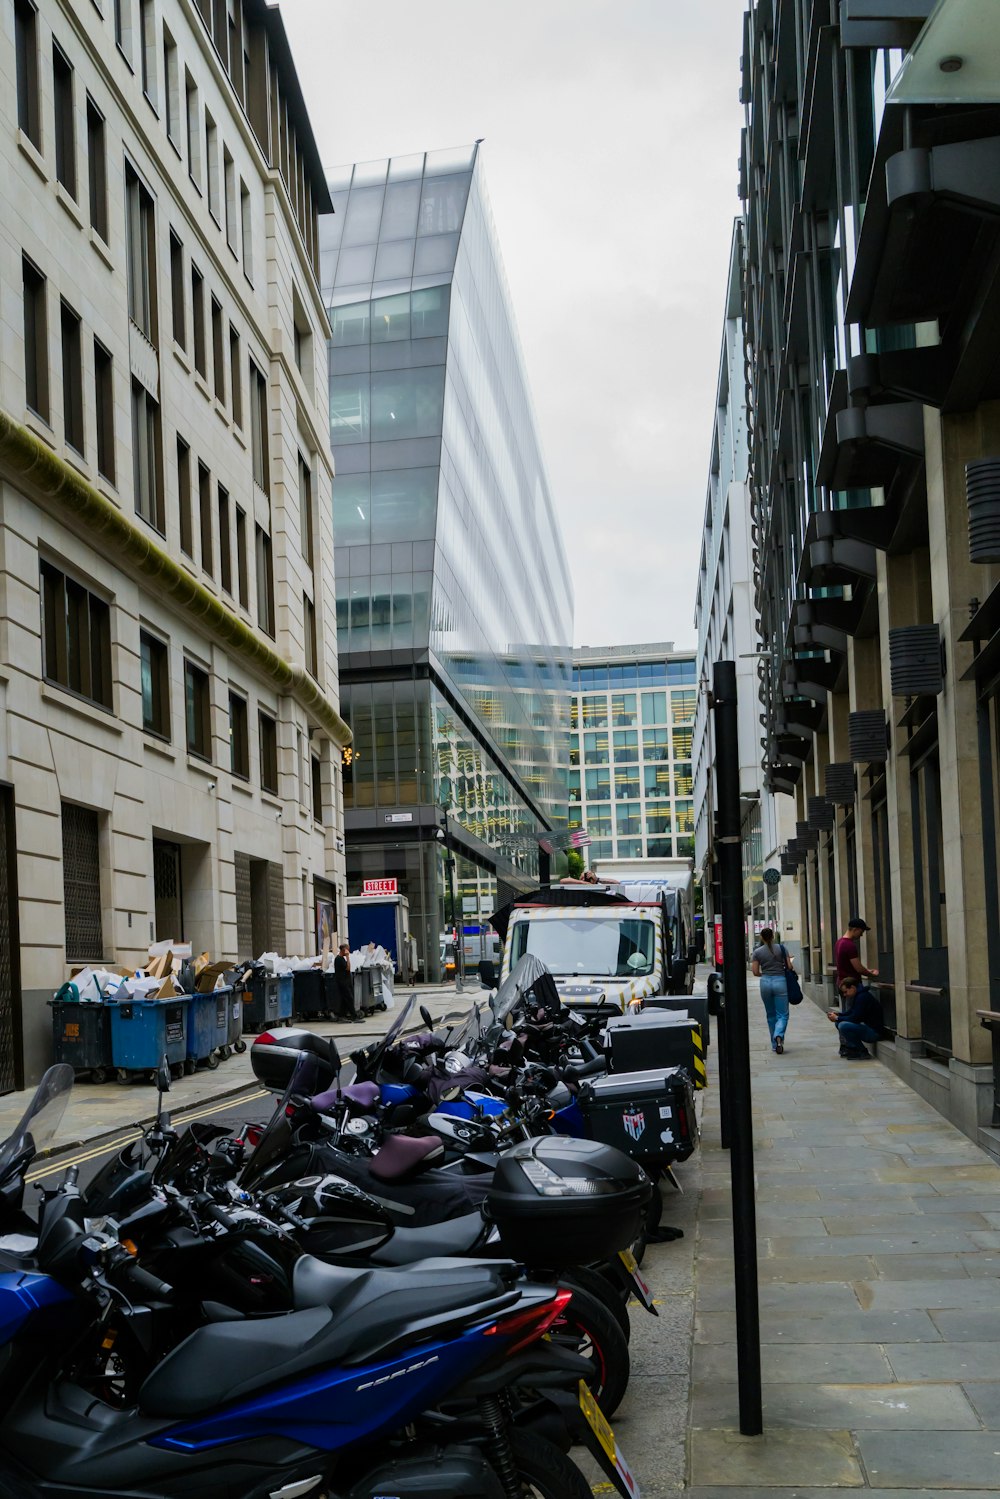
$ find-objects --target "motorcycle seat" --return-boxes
[139,1261,516,1417]
[369,1133,444,1182]
[343,1081,381,1110]
[368,1211,486,1265]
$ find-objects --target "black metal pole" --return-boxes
[712,659,762,1436]
[717,982,731,1151]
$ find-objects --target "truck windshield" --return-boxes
[509,916,656,978]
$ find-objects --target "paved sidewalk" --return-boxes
[0,983,476,1153]
[687,980,1000,1495]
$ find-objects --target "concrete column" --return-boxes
[848,636,882,940]
[926,403,998,1071]
[878,546,932,1040]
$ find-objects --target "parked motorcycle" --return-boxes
[0,1066,639,1499]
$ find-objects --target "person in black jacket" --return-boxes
[827,977,883,1060]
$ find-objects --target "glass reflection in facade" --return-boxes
[321,144,573,980]
[570,644,697,865]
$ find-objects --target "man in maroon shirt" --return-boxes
[835,917,879,985]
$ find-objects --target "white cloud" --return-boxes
[282,0,746,648]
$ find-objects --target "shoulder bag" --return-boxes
[779,944,803,1004]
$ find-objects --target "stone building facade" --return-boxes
[741,0,1000,1150]
[0,0,349,1087]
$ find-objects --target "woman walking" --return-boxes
[750,928,795,1053]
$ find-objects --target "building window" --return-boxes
[258,709,278,794]
[177,435,193,557]
[62,802,104,961]
[311,754,322,823]
[205,109,219,220]
[94,339,115,482]
[255,524,274,636]
[672,725,693,759]
[60,301,84,454]
[131,380,163,531]
[229,691,249,778]
[235,505,249,609]
[292,285,312,391]
[139,0,156,103]
[673,762,693,797]
[191,265,206,377]
[40,559,112,708]
[581,695,608,729]
[22,257,49,421]
[613,730,639,764]
[568,769,581,803]
[15,0,41,150]
[616,802,642,836]
[86,97,108,240]
[642,728,670,762]
[249,359,268,490]
[52,43,76,199]
[184,658,211,759]
[644,763,671,799]
[169,231,185,348]
[569,735,580,767]
[298,453,313,567]
[610,693,637,727]
[140,629,169,738]
[240,180,253,280]
[185,69,200,186]
[224,147,237,252]
[198,461,213,576]
[671,690,697,723]
[229,325,242,426]
[582,730,609,764]
[642,691,667,726]
[125,163,156,343]
[304,593,317,678]
[163,25,179,144]
[585,767,610,802]
[218,484,232,593]
[211,296,225,403]
[114,0,133,60]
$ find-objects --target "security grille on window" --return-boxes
[62,802,103,961]
[41,560,112,708]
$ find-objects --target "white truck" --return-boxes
[489,877,697,1014]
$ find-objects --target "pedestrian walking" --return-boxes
[750,927,795,1054]
[827,975,884,1060]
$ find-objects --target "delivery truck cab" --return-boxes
[491,881,695,1013]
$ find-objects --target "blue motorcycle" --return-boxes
[0,1066,640,1499]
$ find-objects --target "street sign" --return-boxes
[763,867,781,886]
[362,878,398,896]
[383,812,413,824]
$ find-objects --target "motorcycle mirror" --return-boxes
[156,1055,172,1098]
[419,1005,434,1030]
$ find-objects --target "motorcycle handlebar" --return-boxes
[110,1257,173,1301]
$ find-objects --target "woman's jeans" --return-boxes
[836,1020,880,1054]
[759,974,789,1046]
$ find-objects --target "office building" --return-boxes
[320,144,572,980]
[0,0,348,1088]
[569,644,697,867]
[741,0,1000,1147]
[693,222,798,955]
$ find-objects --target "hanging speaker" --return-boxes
[848,709,889,763]
[966,458,1000,563]
[808,796,835,831]
[888,624,943,697]
[824,762,856,804]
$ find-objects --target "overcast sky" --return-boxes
[283,1,746,651]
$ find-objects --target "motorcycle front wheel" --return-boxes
[549,1283,630,1417]
[509,1431,592,1499]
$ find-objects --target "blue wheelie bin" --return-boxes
[186,987,231,1072]
[223,987,247,1055]
[109,996,189,1083]
[277,972,294,1022]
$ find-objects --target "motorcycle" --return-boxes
[0,1065,641,1499]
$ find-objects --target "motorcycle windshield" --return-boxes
[238,1050,326,1191]
[491,953,552,1025]
[0,1064,74,1187]
[448,1002,483,1054]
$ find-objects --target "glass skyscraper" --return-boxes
[320,144,572,980]
[569,644,697,866]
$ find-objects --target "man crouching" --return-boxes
[827,977,883,1060]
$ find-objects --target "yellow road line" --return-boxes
[26,1088,268,1181]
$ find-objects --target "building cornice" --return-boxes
[0,409,351,748]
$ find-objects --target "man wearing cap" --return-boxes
[835,917,879,987]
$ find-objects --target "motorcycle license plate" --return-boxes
[578,1380,641,1499]
[619,1247,655,1310]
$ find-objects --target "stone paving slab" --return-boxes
[960,1382,1000,1428]
[694,1310,940,1345]
[684,1491,1000,1499]
[694,1342,897,1385]
[854,1278,1000,1311]
[885,1342,1000,1381]
[691,1382,981,1431]
[856,1430,1000,1488]
[689,1427,864,1487]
